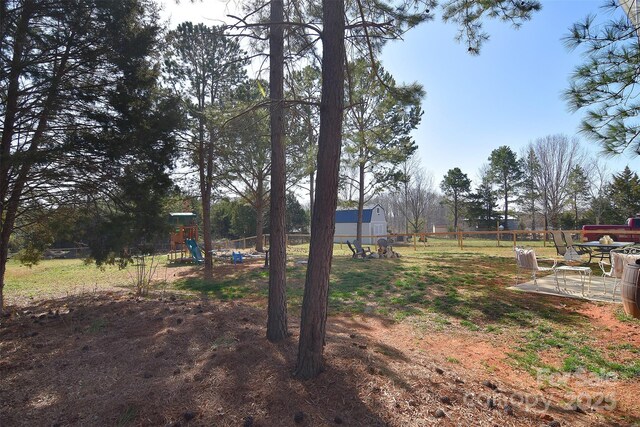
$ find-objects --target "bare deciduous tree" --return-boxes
[404,168,437,234]
[584,159,611,225]
[529,134,585,229]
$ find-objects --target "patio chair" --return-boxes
[514,247,557,289]
[562,231,591,258]
[353,239,372,258]
[346,240,361,258]
[549,230,568,257]
[599,246,640,299]
[232,251,243,264]
[548,230,578,263]
[377,238,388,256]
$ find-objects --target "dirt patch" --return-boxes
[577,303,640,345]
[1,292,638,426]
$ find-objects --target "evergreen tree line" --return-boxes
[431,135,640,232]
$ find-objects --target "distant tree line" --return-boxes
[425,135,640,232]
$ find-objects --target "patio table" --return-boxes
[554,265,592,296]
[572,241,633,264]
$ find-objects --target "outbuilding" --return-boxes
[334,204,387,244]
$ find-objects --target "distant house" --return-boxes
[334,204,387,244]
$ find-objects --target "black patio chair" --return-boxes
[346,240,359,258]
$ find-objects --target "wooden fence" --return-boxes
[225,228,640,252]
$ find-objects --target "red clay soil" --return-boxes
[1,293,638,427]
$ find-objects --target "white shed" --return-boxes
[334,204,387,244]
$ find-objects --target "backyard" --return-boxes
[1,242,639,426]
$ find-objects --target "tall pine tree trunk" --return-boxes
[357,160,365,242]
[404,180,409,236]
[201,142,214,279]
[201,192,213,278]
[453,194,459,230]
[255,177,265,252]
[266,0,288,342]
[295,0,345,379]
[503,191,509,230]
[308,115,315,220]
[199,130,214,280]
[0,3,32,316]
[0,220,12,317]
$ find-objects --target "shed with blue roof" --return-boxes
[334,204,387,244]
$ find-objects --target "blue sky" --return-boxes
[160,0,640,186]
[381,0,640,184]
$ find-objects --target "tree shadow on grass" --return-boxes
[423,277,587,329]
[393,253,589,329]
[172,267,268,299]
[328,257,584,329]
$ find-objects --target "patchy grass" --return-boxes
[173,269,267,300]
[4,258,132,301]
[116,405,138,427]
[614,307,640,324]
[5,242,635,384]
[509,321,640,379]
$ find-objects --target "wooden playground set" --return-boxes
[167,212,245,264]
[167,212,203,263]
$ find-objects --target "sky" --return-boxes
[159,0,640,187]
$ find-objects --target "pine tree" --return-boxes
[342,58,422,241]
[0,0,180,315]
[488,146,522,230]
[164,22,248,279]
[565,2,640,155]
[440,168,472,231]
[609,166,640,221]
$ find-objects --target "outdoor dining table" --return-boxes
[573,241,633,263]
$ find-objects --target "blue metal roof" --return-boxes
[335,208,373,223]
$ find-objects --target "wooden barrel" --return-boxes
[621,263,640,319]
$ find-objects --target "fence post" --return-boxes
[496,221,501,247]
[513,231,516,247]
[243,237,246,249]
[413,235,417,251]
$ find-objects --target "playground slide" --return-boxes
[185,239,204,264]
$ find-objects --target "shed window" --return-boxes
[376,207,380,214]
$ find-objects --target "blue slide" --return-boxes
[185,239,204,264]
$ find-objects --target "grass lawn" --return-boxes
[175,242,640,381]
[3,241,640,425]
[4,258,132,301]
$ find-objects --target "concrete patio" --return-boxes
[508,272,622,303]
